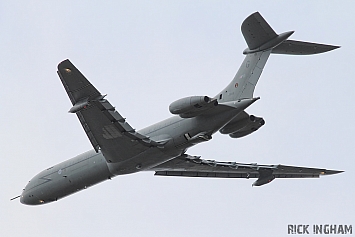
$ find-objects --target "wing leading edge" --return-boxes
[57,59,164,163]
[150,154,343,186]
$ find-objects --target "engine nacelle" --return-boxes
[169,96,217,118]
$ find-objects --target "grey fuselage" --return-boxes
[20,106,245,205]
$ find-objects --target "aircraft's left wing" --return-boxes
[149,154,343,186]
[57,59,163,163]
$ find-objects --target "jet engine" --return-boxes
[169,96,218,118]
[220,114,265,138]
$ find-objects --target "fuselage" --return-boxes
[20,107,242,205]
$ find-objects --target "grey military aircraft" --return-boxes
[17,12,342,205]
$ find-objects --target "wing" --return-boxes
[149,154,343,186]
[57,59,163,163]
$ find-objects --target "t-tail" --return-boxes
[215,12,340,103]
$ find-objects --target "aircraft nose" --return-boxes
[20,192,44,205]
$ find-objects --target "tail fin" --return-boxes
[216,12,339,102]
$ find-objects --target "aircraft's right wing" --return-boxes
[57,59,164,163]
[149,154,343,186]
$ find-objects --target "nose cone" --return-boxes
[20,177,47,205]
[20,192,44,205]
[20,168,53,205]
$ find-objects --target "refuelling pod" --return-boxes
[229,116,264,138]
[169,96,218,118]
[220,114,265,138]
[220,114,255,134]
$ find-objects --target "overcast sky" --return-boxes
[1,1,354,236]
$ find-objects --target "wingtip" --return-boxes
[328,45,341,51]
[58,59,71,67]
[322,169,344,176]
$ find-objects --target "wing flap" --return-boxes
[155,171,257,178]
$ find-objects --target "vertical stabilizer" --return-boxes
[215,50,271,103]
[241,12,277,51]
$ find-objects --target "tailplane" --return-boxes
[271,40,340,55]
[216,12,339,102]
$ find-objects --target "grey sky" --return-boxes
[1,1,354,236]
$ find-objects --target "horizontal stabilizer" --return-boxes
[272,40,340,55]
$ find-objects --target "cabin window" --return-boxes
[219,94,222,100]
